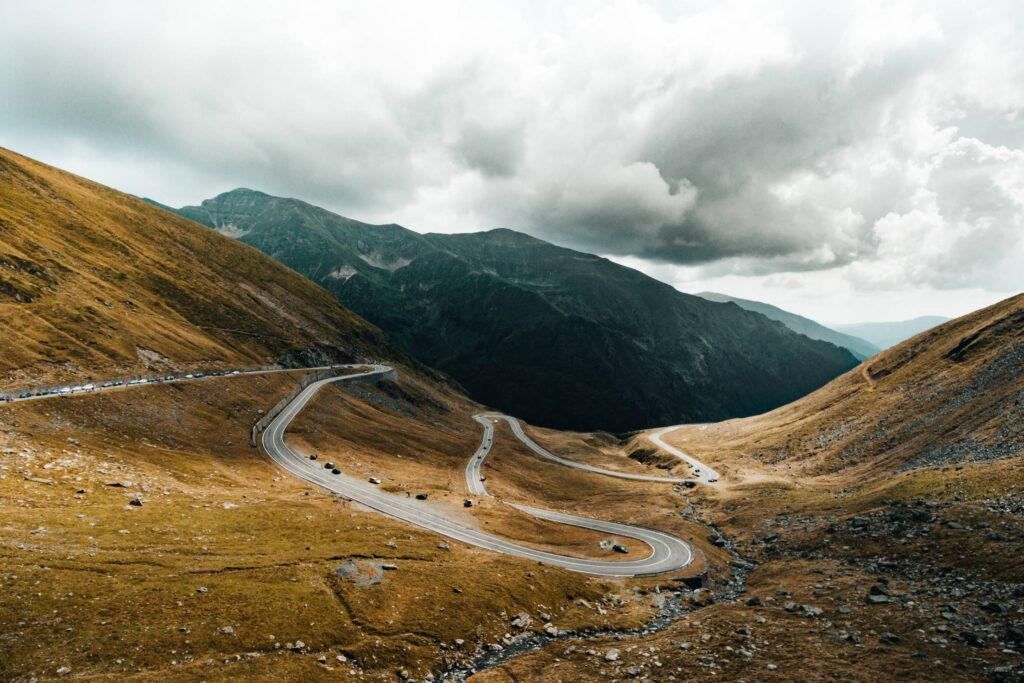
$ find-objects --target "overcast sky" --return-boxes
[2,1,1021,323]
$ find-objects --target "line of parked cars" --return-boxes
[1,367,267,403]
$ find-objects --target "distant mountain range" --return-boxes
[158,188,859,432]
[833,316,951,350]
[695,292,880,360]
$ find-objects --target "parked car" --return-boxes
[612,544,629,554]
[309,454,318,461]
[415,493,428,500]
[369,477,381,485]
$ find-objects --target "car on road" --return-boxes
[708,478,718,483]
[324,462,335,469]
[331,468,341,475]
[309,454,318,461]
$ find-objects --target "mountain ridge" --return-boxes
[833,315,952,350]
[695,291,880,360]
[163,188,860,432]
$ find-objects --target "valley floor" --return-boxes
[2,296,1022,682]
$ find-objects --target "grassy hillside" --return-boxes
[0,148,395,390]
[664,293,1022,480]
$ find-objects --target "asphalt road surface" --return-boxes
[262,369,695,577]
[648,425,722,483]
[6,361,707,576]
[478,413,693,484]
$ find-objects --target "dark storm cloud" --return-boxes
[0,0,1021,293]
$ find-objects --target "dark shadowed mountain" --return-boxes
[833,316,951,350]
[696,292,880,360]
[163,189,859,431]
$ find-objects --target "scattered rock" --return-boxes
[960,631,986,647]
[511,612,533,629]
[605,648,620,662]
[802,604,823,617]
[334,560,385,587]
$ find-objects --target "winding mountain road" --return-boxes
[648,425,721,483]
[261,367,697,577]
[5,361,714,577]
[475,413,693,485]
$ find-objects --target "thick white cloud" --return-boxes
[0,0,1020,321]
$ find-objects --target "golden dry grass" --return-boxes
[0,146,395,391]
[1,371,688,681]
[648,293,1023,485]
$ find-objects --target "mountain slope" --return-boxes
[661,293,1023,478]
[696,291,880,360]
[0,149,397,389]
[833,315,950,350]
[167,189,859,432]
